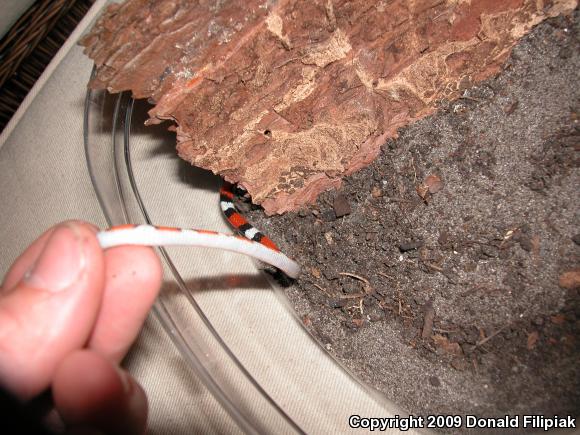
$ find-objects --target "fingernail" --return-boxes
[25,225,85,292]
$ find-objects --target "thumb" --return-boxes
[0,223,106,401]
[53,350,148,435]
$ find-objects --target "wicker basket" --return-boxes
[0,0,96,131]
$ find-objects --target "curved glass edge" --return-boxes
[123,98,305,434]
[83,68,304,435]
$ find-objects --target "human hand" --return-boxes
[0,221,163,434]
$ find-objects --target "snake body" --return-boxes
[219,182,280,251]
[96,182,300,279]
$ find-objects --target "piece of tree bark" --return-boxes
[80,0,577,214]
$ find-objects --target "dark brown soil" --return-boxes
[245,12,580,428]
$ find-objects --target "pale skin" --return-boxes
[0,221,163,434]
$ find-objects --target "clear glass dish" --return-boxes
[83,68,401,434]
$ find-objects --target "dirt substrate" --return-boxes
[245,12,580,428]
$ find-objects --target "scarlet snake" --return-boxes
[96,182,300,279]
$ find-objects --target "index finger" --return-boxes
[87,245,163,363]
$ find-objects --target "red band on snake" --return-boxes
[219,182,281,252]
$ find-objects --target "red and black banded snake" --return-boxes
[96,181,300,279]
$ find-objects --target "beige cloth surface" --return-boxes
[0,0,36,38]
[0,1,413,434]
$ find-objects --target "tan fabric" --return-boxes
[0,1,412,434]
[0,0,36,39]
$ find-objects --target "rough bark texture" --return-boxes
[81,0,577,214]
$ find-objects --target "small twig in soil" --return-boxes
[339,293,366,300]
[378,271,394,279]
[379,301,395,313]
[471,356,479,375]
[425,262,445,272]
[432,327,459,333]
[339,272,373,295]
[476,324,510,347]
[499,227,518,249]
[410,154,418,183]
[313,283,332,297]
[423,343,437,354]
[460,283,485,297]
[339,272,370,284]
[421,300,435,339]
